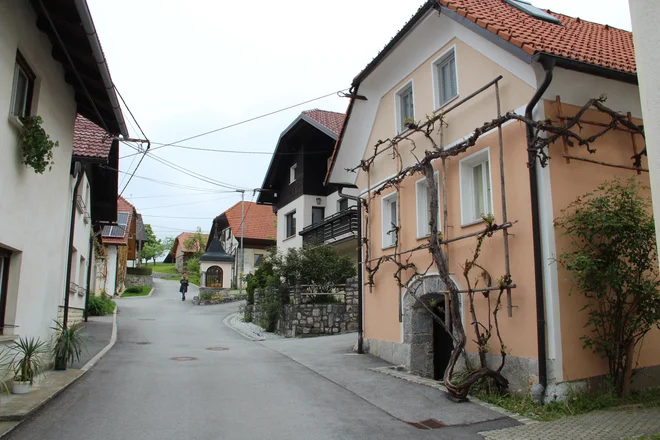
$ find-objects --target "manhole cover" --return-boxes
[131,342,151,345]
[206,347,229,351]
[171,356,198,361]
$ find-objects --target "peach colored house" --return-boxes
[327,0,655,397]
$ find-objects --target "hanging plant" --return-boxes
[19,115,58,174]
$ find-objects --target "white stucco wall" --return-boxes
[325,188,358,217]
[277,196,306,250]
[200,260,232,288]
[103,246,119,297]
[629,0,660,252]
[69,173,92,309]
[0,2,77,342]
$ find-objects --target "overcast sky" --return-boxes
[86,0,633,243]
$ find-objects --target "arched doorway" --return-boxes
[206,266,223,288]
[403,275,455,380]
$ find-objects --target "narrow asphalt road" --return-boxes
[5,279,502,440]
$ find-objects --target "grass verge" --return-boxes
[149,263,178,274]
[121,285,152,297]
[475,386,660,422]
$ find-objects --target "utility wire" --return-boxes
[139,194,239,211]
[120,87,349,160]
[101,165,238,192]
[126,192,224,200]
[115,85,148,140]
[122,142,248,191]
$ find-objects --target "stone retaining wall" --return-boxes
[253,278,359,338]
[125,273,153,287]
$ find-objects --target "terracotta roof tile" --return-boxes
[303,109,346,136]
[223,202,276,241]
[436,0,635,73]
[175,232,209,253]
[73,115,113,159]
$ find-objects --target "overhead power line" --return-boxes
[120,87,349,160]
[101,165,238,193]
[139,194,239,211]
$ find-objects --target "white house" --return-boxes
[0,0,126,341]
[256,110,359,258]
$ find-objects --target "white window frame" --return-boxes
[285,210,296,239]
[394,80,414,134]
[416,171,441,239]
[459,148,493,227]
[432,46,459,111]
[381,192,399,249]
[289,163,297,184]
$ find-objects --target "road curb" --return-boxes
[222,312,265,341]
[0,308,118,437]
[82,306,118,371]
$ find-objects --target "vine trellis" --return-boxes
[350,75,646,400]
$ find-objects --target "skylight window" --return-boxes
[503,0,561,24]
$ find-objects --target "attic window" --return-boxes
[503,0,561,24]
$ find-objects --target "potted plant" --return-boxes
[18,115,58,174]
[7,337,48,394]
[51,321,88,371]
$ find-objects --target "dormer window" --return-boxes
[503,0,560,24]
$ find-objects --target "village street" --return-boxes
[3,279,516,440]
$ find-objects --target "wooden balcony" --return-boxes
[300,207,358,246]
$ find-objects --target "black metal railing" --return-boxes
[300,207,358,244]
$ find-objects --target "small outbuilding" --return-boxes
[199,236,233,289]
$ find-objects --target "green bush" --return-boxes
[258,287,282,332]
[199,291,212,301]
[124,286,143,294]
[127,267,153,275]
[242,304,253,323]
[88,294,116,316]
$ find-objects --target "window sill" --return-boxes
[0,334,19,344]
[381,244,396,251]
[7,114,23,132]
[433,95,460,114]
[461,218,485,228]
[283,235,296,242]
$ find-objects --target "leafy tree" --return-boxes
[182,227,206,275]
[555,178,660,397]
[139,224,163,265]
[162,236,176,262]
[271,244,356,288]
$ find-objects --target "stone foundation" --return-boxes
[57,306,84,327]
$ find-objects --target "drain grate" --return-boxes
[406,419,447,429]
[171,356,198,361]
[206,347,229,351]
[131,342,151,345]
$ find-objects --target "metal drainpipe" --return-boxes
[338,188,363,354]
[84,227,103,322]
[525,57,555,402]
[63,162,84,330]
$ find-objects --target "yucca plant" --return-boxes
[8,337,48,384]
[51,321,88,371]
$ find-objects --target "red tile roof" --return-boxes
[437,0,635,73]
[175,232,210,254]
[102,197,136,245]
[303,109,346,136]
[223,202,276,241]
[73,115,114,159]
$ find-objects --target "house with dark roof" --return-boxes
[257,109,359,258]
[0,0,125,341]
[171,232,210,272]
[97,197,139,296]
[207,201,276,288]
[327,0,653,396]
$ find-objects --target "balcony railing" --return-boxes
[300,207,358,245]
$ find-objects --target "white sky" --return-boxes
[86,0,633,242]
